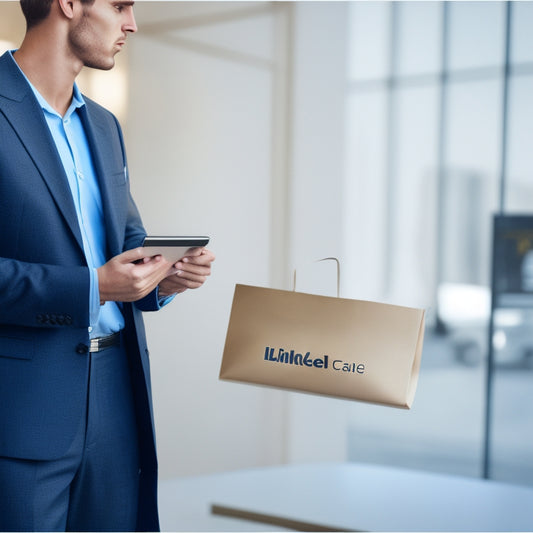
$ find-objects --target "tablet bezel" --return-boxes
[142,236,210,263]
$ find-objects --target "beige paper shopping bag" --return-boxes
[219,282,425,408]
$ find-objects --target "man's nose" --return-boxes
[124,7,138,33]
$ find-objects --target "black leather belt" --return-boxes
[89,331,121,353]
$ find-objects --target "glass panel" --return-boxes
[433,79,500,479]
[490,327,533,486]
[343,89,388,301]
[448,2,506,71]
[490,46,533,486]
[347,2,391,81]
[345,0,532,487]
[346,84,486,480]
[396,2,443,77]
[388,85,440,309]
[489,215,533,486]
[511,1,533,64]
[506,76,533,212]
[446,80,502,174]
[443,79,502,286]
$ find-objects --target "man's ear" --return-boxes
[56,0,76,21]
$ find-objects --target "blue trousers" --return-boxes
[0,342,141,532]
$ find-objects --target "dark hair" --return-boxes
[20,0,95,29]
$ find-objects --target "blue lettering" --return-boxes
[265,348,363,374]
[279,350,290,363]
[313,358,323,368]
[265,347,275,361]
[270,348,281,362]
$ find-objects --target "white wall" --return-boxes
[124,1,353,476]
[125,2,289,478]
[126,1,354,476]
[284,2,351,464]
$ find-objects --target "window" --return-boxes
[344,1,533,486]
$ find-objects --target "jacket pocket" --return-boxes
[110,169,127,187]
[0,336,34,360]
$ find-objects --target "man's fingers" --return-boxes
[118,248,172,274]
[180,248,215,265]
[175,270,207,283]
[158,247,215,296]
[98,248,176,303]
[117,247,154,264]
[175,262,211,277]
[183,247,205,258]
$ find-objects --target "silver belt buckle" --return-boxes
[90,337,101,352]
[89,331,121,352]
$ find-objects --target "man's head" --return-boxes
[20,0,95,29]
[19,0,137,71]
[69,0,137,70]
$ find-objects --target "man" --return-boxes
[0,0,215,530]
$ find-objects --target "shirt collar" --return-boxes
[8,50,85,119]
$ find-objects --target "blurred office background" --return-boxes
[1,0,532,492]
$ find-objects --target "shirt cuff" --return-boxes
[89,267,101,327]
[156,286,176,308]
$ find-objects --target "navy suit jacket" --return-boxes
[0,51,160,530]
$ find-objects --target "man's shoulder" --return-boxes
[82,95,117,122]
[0,51,29,102]
[81,95,124,140]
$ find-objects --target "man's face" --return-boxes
[68,0,137,70]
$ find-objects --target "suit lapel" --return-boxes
[77,103,124,258]
[0,53,85,254]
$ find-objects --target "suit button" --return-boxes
[76,343,89,355]
[65,315,73,326]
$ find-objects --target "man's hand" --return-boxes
[98,248,175,303]
[158,248,215,297]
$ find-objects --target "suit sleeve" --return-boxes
[0,258,90,328]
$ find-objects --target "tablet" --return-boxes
[142,236,210,263]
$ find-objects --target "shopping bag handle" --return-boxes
[292,257,340,297]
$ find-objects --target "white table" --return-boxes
[158,462,533,531]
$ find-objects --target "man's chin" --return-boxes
[84,58,115,71]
